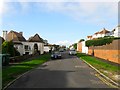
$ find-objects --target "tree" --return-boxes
[79,39,85,42]
[73,43,77,49]
[2,41,20,57]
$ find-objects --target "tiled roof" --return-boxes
[7,30,26,42]
[99,28,110,34]
[87,35,92,38]
[94,28,110,35]
[28,34,44,43]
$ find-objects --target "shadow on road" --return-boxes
[7,68,74,88]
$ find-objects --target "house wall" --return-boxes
[14,44,24,56]
[44,46,51,52]
[81,41,88,54]
[114,26,120,37]
[77,41,88,54]
[21,42,44,55]
[88,40,120,64]
[22,42,33,55]
[38,43,44,54]
[77,42,82,52]
[97,34,102,38]
[92,34,97,39]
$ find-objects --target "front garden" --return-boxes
[2,53,50,88]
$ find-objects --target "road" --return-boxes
[7,51,110,88]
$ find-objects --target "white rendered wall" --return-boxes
[81,41,88,54]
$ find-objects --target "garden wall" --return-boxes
[88,40,120,64]
[10,53,40,63]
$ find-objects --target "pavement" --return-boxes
[6,51,111,88]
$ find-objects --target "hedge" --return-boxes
[85,37,120,47]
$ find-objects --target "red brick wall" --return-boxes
[77,42,82,52]
[88,40,120,64]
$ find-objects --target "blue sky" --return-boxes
[0,0,118,47]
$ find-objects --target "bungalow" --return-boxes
[92,28,110,39]
[3,30,44,56]
[87,28,111,40]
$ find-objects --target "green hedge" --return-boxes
[85,37,120,47]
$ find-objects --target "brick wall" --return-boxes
[77,42,82,52]
[88,40,120,64]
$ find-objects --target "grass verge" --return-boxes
[77,53,120,83]
[2,53,50,88]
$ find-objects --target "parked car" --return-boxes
[51,51,62,59]
[69,49,76,55]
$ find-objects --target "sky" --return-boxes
[0,0,119,47]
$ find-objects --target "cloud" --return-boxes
[17,0,30,13]
[5,0,119,2]
[1,1,118,29]
[56,40,72,47]
[36,2,118,25]
[0,0,7,16]
[55,39,79,47]
[1,1,118,21]
[0,1,16,17]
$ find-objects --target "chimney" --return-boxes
[3,31,7,41]
[19,32,23,36]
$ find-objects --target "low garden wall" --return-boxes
[88,40,120,64]
[9,53,40,63]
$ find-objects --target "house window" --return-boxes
[24,45,29,50]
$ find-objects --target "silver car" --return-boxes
[51,51,62,59]
[69,50,76,55]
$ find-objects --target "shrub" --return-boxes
[79,39,85,42]
[2,41,20,57]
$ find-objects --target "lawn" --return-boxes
[77,53,120,82]
[2,53,50,88]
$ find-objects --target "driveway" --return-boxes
[7,51,110,88]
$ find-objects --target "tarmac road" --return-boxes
[7,51,111,88]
